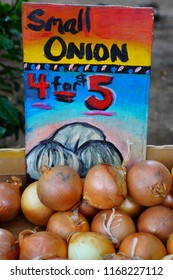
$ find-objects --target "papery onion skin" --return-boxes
[119,232,167,260]
[137,205,173,243]
[162,254,173,260]
[83,164,127,209]
[19,229,67,260]
[0,177,22,222]
[167,233,173,254]
[102,253,134,260]
[0,228,19,260]
[161,188,173,208]
[117,195,145,220]
[37,165,83,211]
[46,210,90,241]
[91,209,136,247]
[68,231,116,260]
[21,181,55,226]
[127,160,172,207]
[78,199,100,221]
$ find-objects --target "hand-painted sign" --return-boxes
[22,3,154,180]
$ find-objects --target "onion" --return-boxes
[37,165,83,211]
[137,205,173,243]
[118,232,167,260]
[83,163,127,209]
[117,195,145,220]
[78,199,100,221]
[0,176,22,222]
[68,231,116,260]
[21,181,55,226]
[19,229,67,260]
[127,160,172,207]
[167,232,173,254]
[46,208,90,241]
[162,254,173,260]
[102,253,134,260]
[91,208,136,247]
[0,228,19,260]
[162,188,173,208]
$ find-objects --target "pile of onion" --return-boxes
[46,208,90,241]
[137,205,173,243]
[127,160,172,206]
[18,229,67,260]
[117,195,145,220]
[0,228,19,260]
[91,208,136,247]
[21,181,55,226]
[68,231,116,260]
[83,163,127,209]
[167,232,173,254]
[37,165,83,211]
[0,176,22,222]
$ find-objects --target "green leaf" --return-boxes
[0,35,14,49]
[0,96,20,125]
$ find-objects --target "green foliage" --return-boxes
[0,0,27,146]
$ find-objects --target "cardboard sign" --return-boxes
[22,3,154,180]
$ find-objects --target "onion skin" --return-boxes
[137,205,173,243]
[91,209,136,247]
[117,195,145,220]
[127,160,172,207]
[0,228,19,260]
[78,199,100,221]
[102,253,134,260]
[162,254,173,260]
[46,210,90,241]
[119,232,167,260]
[83,164,127,209]
[68,231,116,260]
[167,233,173,254]
[37,165,83,211]
[21,181,55,226]
[0,177,22,222]
[19,229,67,260]
[161,188,173,208]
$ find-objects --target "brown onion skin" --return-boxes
[46,210,90,241]
[117,195,145,220]
[78,199,100,221]
[83,164,127,209]
[19,229,67,260]
[167,233,173,254]
[0,178,21,222]
[119,232,167,260]
[0,228,19,260]
[37,165,83,211]
[127,160,172,207]
[137,205,173,243]
[91,209,136,247]
[102,253,134,260]
[161,188,173,208]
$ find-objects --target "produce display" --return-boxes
[0,160,173,260]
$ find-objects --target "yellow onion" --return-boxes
[21,181,55,226]
[68,231,115,260]
[117,195,145,220]
[0,228,19,260]
[78,199,100,221]
[137,205,173,243]
[118,232,167,260]
[83,163,127,209]
[127,160,172,207]
[37,165,83,211]
[162,254,173,260]
[19,229,67,260]
[0,177,22,222]
[46,208,90,241]
[91,208,136,247]
[167,233,173,254]
[102,253,135,260]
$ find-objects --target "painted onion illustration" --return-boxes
[76,140,123,177]
[50,122,106,152]
[26,140,81,180]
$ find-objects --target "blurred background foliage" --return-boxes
[0,0,28,147]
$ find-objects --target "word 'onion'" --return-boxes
[91,208,136,247]
[19,229,67,260]
[127,160,172,207]
[137,205,173,243]
[0,228,19,260]
[68,231,115,260]
[119,232,167,260]
[167,233,173,254]
[21,181,55,226]
[83,164,127,209]
[0,177,22,222]
[37,165,83,211]
[46,209,90,241]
